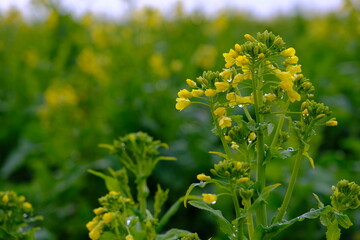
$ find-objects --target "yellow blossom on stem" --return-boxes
[177,89,193,99]
[2,194,9,204]
[275,71,295,82]
[218,116,232,129]
[224,135,232,142]
[86,220,98,231]
[235,43,242,53]
[23,202,32,211]
[191,89,204,97]
[284,55,299,65]
[280,47,296,57]
[231,141,239,149]
[286,65,302,75]
[186,79,197,88]
[258,53,265,59]
[126,235,134,240]
[326,119,338,126]
[287,90,301,102]
[214,107,226,116]
[93,207,106,215]
[215,81,230,92]
[197,174,211,181]
[244,33,256,41]
[102,212,115,224]
[279,80,294,91]
[205,89,217,97]
[220,69,232,80]
[248,132,257,141]
[264,93,276,102]
[232,74,245,86]
[89,224,102,240]
[223,49,238,68]
[175,98,191,111]
[237,177,250,184]
[235,55,250,67]
[236,96,254,105]
[202,193,217,204]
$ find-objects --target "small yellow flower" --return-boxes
[220,69,232,80]
[326,119,338,126]
[286,64,302,75]
[258,53,265,59]
[226,92,236,101]
[89,225,102,240]
[102,212,115,224]
[248,132,257,141]
[279,80,294,91]
[197,174,211,181]
[287,90,301,102]
[237,177,250,184]
[186,79,197,88]
[263,93,276,102]
[235,43,242,53]
[202,193,217,204]
[231,142,239,150]
[223,49,238,68]
[214,107,226,116]
[316,114,326,119]
[244,33,256,41]
[232,74,245,86]
[86,219,98,231]
[204,89,217,97]
[224,135,232,142]
[302,109,309,115]
[218,116,232,129]
[191,89,204,97]
[236,96,254,105]
[178,89,193,99]
[284,55,299,65]
[175,98,191,111]
[280,47,296,57]
[235,55,250,66]
[2,194,9,204]
[215,81,230,92]
[275,71,295,82]
[126,235,134,240]
[23,202,32,211]
[274,36,283,45]
[93,207,106,215]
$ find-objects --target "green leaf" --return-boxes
[334,212,353,229]
[312,193,324,208]
[209,151,229,160]
[267,123,274,136]
[254,206,332,240]
[188,200,234,236]
[326,219,341,240]
[249,183,281,213]
[87,169,121,192]
[183,182,208,207]
[100,231,117,240]
[155,229,191,240]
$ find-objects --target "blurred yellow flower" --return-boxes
[202,194,217,204]
[178,89,193,99]
[280,47,296,57]
[175,98,191,111]
[197,174,211,181]
[191,89,204,97]
[218,116,232,129]
[214,107,226,116]
[205,89,217,97]
[215,81,230,92]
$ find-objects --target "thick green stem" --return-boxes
[137,178,149,217]
[244,198,254,240]
[270,114,285,148]
[252,64,267,226]
[274,144,305,223]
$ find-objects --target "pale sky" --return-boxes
[0,0,342,19]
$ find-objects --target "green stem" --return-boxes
[156,197,184,232]
[270,114,285,148]
[274,144,305,223]
[252,64,267,226]
[244,199,254,240]
[137,178,149,218]
[231,184,244,240]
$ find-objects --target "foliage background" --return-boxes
[0,0,359,239]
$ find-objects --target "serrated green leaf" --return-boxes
[155,229,191,240]
[183,182,208,207]
[87,169,121,192]
[188,200,233,236]
[254,206,332,240]
[334,212,353,229]
[326,219,341,240]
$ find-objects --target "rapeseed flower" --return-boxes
[176,98,190,111]
[218,116,232,129]
[202,194,217,204]
[197,174,211,181]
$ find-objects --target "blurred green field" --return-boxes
[0,1,360,239]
